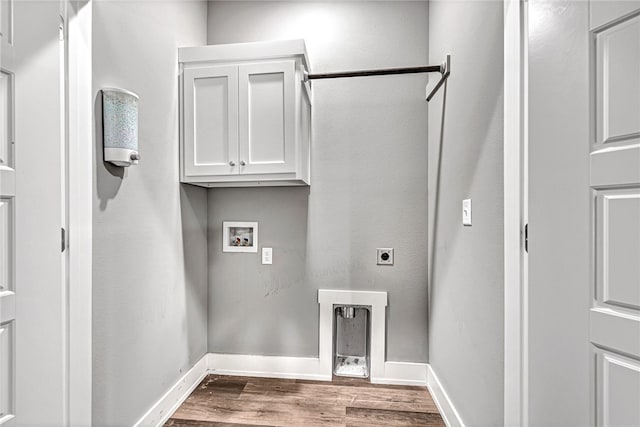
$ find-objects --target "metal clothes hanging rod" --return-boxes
[307,65,441,79]
[304,54,451,102]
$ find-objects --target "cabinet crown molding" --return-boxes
[179,39,311,73]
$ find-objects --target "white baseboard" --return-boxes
[133,353,430,427]
[207,353,331,381]
[133,354,209,427]
[207,353,426,386]
[426,364,466,427]
[372,361,428,386]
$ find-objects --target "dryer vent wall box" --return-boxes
[179,39,312,188]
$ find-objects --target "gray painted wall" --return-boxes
[206,1,429,362]
[92,2,208,425]
[427,1,504,425]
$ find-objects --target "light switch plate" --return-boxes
[462,199,472,226]
[377,248,394,265]
[262,247,273,265]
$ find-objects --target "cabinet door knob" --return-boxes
[240,160,246,166]
[229,161,235,166]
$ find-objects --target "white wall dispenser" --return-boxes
[102,88,140,167]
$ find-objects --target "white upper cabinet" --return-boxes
[180,40,311,187]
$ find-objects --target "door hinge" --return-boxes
[61,228,66,252]
[524,223,528,253]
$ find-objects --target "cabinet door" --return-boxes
[238,61,296,175]
[183,65,238,177]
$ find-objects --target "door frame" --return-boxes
[66,0,92,425]
[62,1,534,425]
[503,0,528,425]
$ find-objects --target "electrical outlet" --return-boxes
[262,247,273,265]
[377,248,394,265]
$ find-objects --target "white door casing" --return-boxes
[238,60,296,175]
[183,64,239,177]
[590,3,640,426]
[66,1,93,424]
[528,0,592,422]
[503,0,529,424]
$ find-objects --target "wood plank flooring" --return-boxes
[165,375,445,427]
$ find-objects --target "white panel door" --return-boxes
[238,60,296,175]
[183,65,239,177]
[0,1,65,425]
[590,4,640,426]
[0,88,14,420]
[0,0,15,423]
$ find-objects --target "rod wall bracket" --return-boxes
[426,54,451,102]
